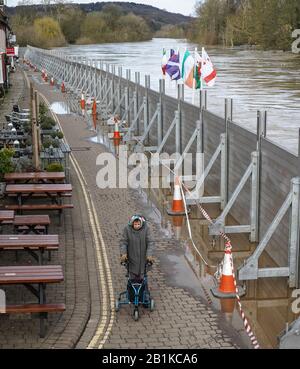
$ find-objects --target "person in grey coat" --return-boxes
[120,214,155,280]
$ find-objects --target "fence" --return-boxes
[24,46,300,288]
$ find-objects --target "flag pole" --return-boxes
[192,47,197,105]
[201,47,204,91]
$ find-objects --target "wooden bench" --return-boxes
[5,303,65,314]
[0,234,59,263]
[0,265,65,337]
[5,205,74,224]
[5,204,74,212]
[13,215,51,235]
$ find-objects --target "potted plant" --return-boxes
[0,148,15,195]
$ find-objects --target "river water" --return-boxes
[56,38,300,153]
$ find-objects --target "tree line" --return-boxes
[188,0,300,50]
[11,2,152,47]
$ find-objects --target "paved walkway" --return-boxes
[0,66,247,349]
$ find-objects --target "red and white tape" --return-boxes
[179,179,260,349]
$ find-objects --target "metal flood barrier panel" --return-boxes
[24,46,300,288]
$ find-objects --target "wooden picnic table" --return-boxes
[0,211,14,224]
[0,265,64,337]
[5,172,66,184]
[5,184,72,206]
[0,234,59,264]
[13,215,50,234]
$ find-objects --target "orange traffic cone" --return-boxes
[61,82,66,93]
[80,93,86,116]
[220,298,235,323]
[113,120,121,139]
[172,215,183,240]
[50,77,54,87]
[211,244,245,299]
[92,98,97,117]
[167,177,189,216]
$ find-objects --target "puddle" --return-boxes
[50,102,71,115]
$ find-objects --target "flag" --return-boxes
[194,50,202,90]
[166,51,181,81]
[161,48,168,76]
[202,48,217,87]
[181,50,195,89]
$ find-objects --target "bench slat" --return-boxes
[5,303,66,314]
[5,204,74,210]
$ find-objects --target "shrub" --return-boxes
[43,138,59,149]
[46,162,64,172]
[0,148,15,181]
[51,130,64,139]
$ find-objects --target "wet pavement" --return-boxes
[19,63,300,349]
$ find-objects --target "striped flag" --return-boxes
[181,50,195,89]
[166,51,181,81]
[202,48,217,87]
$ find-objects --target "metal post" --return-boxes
[144,75,150,144]
[118,66,122,116]
[157,103,162,146]
[111,65,116,112]
[175,110,181,154]
[159,79,165,144]
[199,90,205,154]
[250,151,259,242]
[289,177,300,288]
[220,133,227,210]
[135,72,140,136]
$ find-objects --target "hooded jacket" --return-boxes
[120,222,154,276]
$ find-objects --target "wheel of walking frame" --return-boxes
[150,298,155,312]
[115,299,120,312]
[133,309,139,321]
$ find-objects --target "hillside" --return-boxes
[6,2,193,31]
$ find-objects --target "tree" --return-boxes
[34,17,66,48]
[60,7,85,43]
[80,12,107,44]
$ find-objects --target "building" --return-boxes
[0,2,12,92]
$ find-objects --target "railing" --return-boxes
[24,46,300,288]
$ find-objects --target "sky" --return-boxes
[6,0,198,16]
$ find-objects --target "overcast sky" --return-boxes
[7,0,198,16]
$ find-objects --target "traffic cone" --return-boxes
[80,93,86,116]
[113,120,121,139]
[172,215,183,240]
[61,82,66,93]
[167,177,189,216]
[220,298,235,323]
[92,98,97,117]
[211,244,245,299]
[50,77,54,87]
